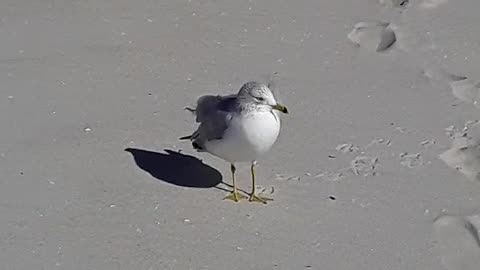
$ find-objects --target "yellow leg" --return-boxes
[249,161,273,204]
[224,163,246,202]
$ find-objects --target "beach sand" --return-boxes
[1,0,480,269]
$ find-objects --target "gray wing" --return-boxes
[184,94,239,150]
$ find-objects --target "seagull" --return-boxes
[180,81,288,203]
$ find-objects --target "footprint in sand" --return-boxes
[422,68,480,108]
[312,156,379,181]
[335,143,360,153]
[350,156,379,176]
[423,67,467,84]
[449,78,480,108]
[347,21,397,52]
[440,124,480,182]
[333,142,382,177]
[419,0,448,9]
[433,214,480,270]
[379,0,409,8]
[399,152,423,168]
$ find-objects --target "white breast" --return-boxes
[205,111,281,163]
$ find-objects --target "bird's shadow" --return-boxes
[125,148,224,188]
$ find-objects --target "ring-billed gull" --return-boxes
[180,81,288,203]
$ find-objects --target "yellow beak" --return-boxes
[272,103,289,114]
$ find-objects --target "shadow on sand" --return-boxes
[125,148,223,188]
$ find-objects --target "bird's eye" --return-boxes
[257,97,265,101]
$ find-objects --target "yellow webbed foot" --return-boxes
[223,191,247,202]
[248,194,273,204]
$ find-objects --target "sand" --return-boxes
[1,0,480,269]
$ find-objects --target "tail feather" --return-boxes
[179,135,204,151]
[184,107,196,113]
[179,135,192,140]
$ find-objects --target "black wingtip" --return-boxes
[192,141,203,150]
[179,135,192,140]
